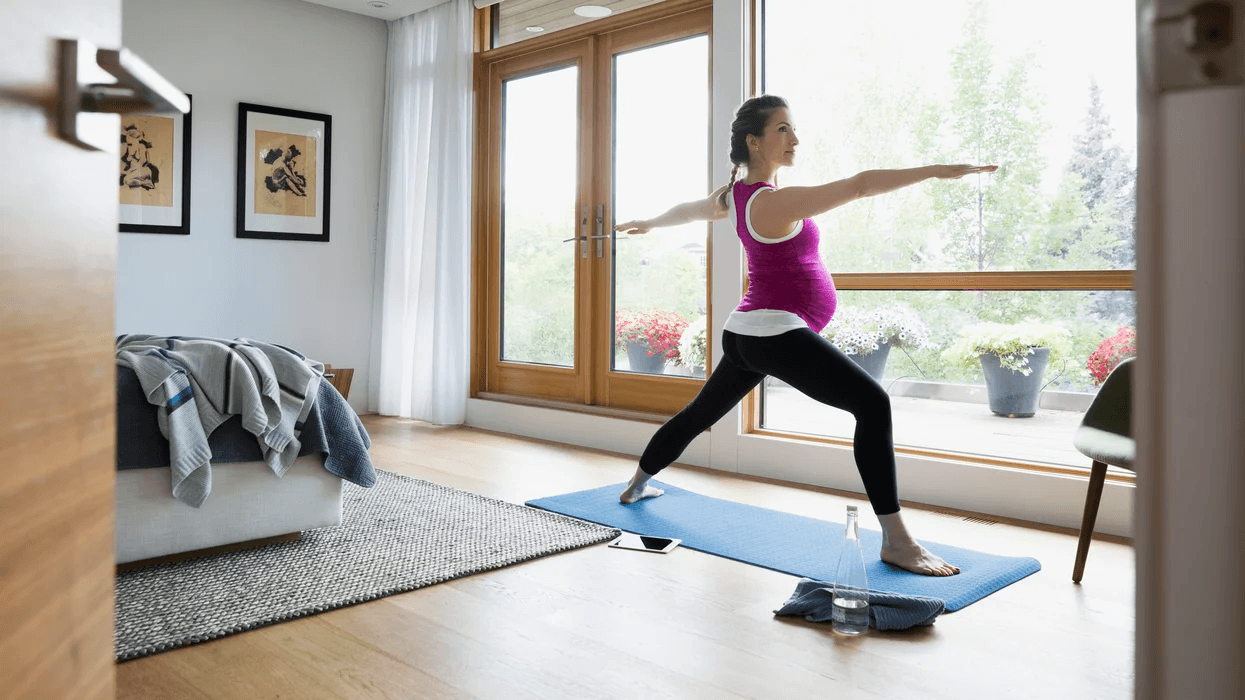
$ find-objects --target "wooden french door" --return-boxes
[479,6,712,414]
[483,38,597,403]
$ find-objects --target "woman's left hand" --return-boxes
[936,164,999,179]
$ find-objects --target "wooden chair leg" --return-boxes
[1073,460,1109,583]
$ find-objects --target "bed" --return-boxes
[114,338,376,566]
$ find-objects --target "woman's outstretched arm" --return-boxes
[615,183,731,235]
[749,164,997,237]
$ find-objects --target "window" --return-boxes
[757,0,1137,472]
[476,6,713,414]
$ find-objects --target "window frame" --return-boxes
[738,0,1138,482]
[471,0,716,414]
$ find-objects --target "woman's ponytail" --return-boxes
[719,162,742,208]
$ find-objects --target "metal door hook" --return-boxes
[1141,0,1241,92]
[58,39,191,151]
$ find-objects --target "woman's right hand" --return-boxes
[615,220,653,236]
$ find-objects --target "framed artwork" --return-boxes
[119,93,192,235]
[236,102,332,242]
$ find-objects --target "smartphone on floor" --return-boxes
[608,532,681,554]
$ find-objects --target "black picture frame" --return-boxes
[119,93,192,235]
[235,102,332,242]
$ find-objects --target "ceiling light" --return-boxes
[367,1,389,7]
[574,5,612,18]
[525,26,545,32]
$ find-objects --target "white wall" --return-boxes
[118,0,386,413]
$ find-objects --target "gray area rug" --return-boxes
[115,470,619,661]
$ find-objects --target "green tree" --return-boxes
[1067,79,1136,233]
[1065,79,1137,324]
[777,32,940,275]
[919,0,1049,274]
[502,216,575,366]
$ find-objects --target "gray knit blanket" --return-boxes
[774,578,946,631]
[116,335,325,507]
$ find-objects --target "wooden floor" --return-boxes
[115,415,1135,700]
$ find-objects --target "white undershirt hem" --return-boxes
[722,309,809,337]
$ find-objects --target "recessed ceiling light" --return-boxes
[367,1,389,8]
[525,26,545,32]
[574,5,612,18]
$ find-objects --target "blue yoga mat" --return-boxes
[526,481,1041,612]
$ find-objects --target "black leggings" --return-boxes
[638,328,901,515]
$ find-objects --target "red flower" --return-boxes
[615,308,691,363]
[1087,326,1137,386]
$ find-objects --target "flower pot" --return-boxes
[625,341,667,375]
[978,347,1050,418]
[848,344,890,381]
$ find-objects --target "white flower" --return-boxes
[677,316,708,368]
[820,305,933,356]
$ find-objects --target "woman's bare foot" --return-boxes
[880,541,959,577]
[620,483,664,504]
[619,465,664,504]
[877,510,960,577]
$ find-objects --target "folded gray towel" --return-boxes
[774,578,946,631]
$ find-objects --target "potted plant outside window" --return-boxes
[677,315,708,375]
[820,305,933,381]
[941,321,1073,417]
[615,308,689,375]
[1087,326,1136,386]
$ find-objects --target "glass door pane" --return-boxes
[501,66,578,367]
[760,288,1137,471]
[611,35,710,378]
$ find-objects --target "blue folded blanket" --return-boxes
[774,578,946,630]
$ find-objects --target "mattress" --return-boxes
[115,455,343,564]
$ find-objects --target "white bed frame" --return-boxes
[115,455,343,565]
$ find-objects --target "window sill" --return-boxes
[465,392,1134,536]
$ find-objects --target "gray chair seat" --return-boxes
[1072,425,1135,469]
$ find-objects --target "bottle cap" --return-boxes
[846,505,857,513]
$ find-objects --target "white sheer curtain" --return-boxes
[370,0,473,424]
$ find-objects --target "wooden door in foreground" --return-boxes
[1,2,121,698]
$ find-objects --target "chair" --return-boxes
[1071,357,1134,583]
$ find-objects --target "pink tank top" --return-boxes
[732,180,838,332]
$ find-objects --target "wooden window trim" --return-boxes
[833,269,1135,290]
[478,0,711,62]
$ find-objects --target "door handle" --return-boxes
[595,204,606,258]
[582,204,590,258]
[58,39,190,151]
[562,206,591,257]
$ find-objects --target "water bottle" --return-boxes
[831,505,870,635]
